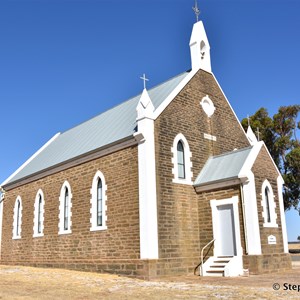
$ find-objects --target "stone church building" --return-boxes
[0,17,291,279]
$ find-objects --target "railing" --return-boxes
[200,238,215,276]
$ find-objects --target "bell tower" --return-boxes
[189,2,212,72]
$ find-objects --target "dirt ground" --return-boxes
[1,264,300,299]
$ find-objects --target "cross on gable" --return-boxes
[256,127,260,141]
[140,73,149,89]
[192,0,200,22]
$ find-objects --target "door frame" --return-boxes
[210,196,243,257]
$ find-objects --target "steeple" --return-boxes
[189,5,211,73]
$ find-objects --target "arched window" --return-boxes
[177,141,185,179]
[58,181,72,234]
[33,189,45,237]
[90,171,107,231]
[13,196,22,239]
[261,180,278,227]
[171,133,193,184]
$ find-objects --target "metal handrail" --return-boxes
[200,238,215,276]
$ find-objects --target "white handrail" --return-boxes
[200,238,215,276]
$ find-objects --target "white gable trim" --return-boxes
[153,69,198,119]
[211,73,251,144]
[1,132,60,187]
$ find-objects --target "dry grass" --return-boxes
[1,265,300,299]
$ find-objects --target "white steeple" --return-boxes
[189,20,211,72]
[246,126,258,145]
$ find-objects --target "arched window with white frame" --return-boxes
[33,189,45,237]
[261,179,278,227]
[13,196,22,239]
[90,170,107,231]
[171,133,193,184]
[58,181,72,235]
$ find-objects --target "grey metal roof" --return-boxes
[4,71,190,186]
[194,147,253,187]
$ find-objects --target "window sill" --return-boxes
[33,233,44,238]
[58,229,72,235]
[12,236,21,240]
[263,223,278,228]
[90,226,107,232]
[172,178,193,185]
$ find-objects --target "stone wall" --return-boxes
[1,146,140,266]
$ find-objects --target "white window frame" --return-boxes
[12,196,22,239]
[261,179,278,228]
[171,133,193,185]
[33,189,45,238]
[90,170,107,231]
[58,181,72,235]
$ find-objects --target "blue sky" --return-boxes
[0,0,299,240]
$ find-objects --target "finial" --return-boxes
[140,73,149,89]
[247,114,250,127]
[192,0,200,22]
[256,127,260,141]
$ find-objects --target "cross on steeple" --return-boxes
[140,73,149,89]
[192,0,200,22]
[247,114,250,127]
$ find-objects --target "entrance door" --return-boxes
[216,204,237,256]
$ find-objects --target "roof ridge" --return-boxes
[60,70,191,136]
[210,146,253,160]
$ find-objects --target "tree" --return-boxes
[241,105,300,212]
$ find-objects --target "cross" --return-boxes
[256,127,260,141]
[247,114,250,127]
[192,0,200,22]
[140,73,149,89]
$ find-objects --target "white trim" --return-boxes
[1,133,60,186]
[240,172,262,255]
[171,133,193,185]
[90,170,108,231]
[261,179,278,228]
[277,176,289,253]
[12,196,22,239]
[200,95,215,118]
[58,181,72,235]
[238,142,263,179]
[33,189,45,238]
[153,69,198,119]
[210,196,243,257]
[211,73,252,144]
[136,90,159,259]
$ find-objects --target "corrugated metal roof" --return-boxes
[5,71,190,185]
[194,147,253,187]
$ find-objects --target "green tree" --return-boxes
[241,105,300,212]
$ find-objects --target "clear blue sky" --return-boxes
[0,0,299,240]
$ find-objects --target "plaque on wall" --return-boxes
[268,235,276,245]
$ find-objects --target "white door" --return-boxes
[217,204,237,256]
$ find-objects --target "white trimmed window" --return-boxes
[33,189,45,237]
[261,179,278,227]
[12,196,22,239]
[171,133,193,184]
[90,170,107,231]
[58,181,72,235]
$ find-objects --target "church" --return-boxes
[0,11,291,279]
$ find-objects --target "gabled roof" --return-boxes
[2,71,190,187]
[194,146,253,189]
